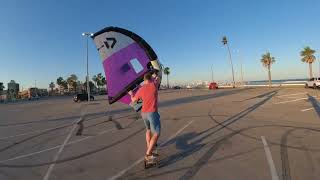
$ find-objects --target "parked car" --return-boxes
[73,94,94,102]
[305,77,320,89]
[173,86,182,89]
[209,82,218,90]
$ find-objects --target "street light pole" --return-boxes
[211,65,214,82]
[222,36,235,88]
[241,59,244,86]
[237,50,244,86]
[318,56,320,77]
[82,32,93,102]
[227,44,235,88]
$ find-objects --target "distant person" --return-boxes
[128,72,161,160]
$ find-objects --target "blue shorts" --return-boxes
[141,112,161,135]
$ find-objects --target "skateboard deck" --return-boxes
[144,147,160,169]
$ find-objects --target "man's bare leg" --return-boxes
[146,133,159,155]
[146,130,151,150]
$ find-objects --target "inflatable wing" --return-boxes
[92,27,162,109]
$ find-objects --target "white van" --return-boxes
[305,77,320,88]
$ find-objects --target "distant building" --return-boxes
[38,88,48,97]
[7,80,19,100]
[0,82,4,95]
[19,88,48,100]
[0,83,6,102]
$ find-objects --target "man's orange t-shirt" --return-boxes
[134,80,158,113]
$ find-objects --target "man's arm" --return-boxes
[152,73,160,87]
[128,90,139,103]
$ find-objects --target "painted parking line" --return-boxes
[301,107,314,112]
[276,92,307,97]
[261,136,279,180]
[42,122,78,180]
[0,122,73,140]
[108,120,194,180]
[0,128,116,163]
[43,103,87,180]
[274,98,308,104]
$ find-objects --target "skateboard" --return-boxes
[144,146,160,169]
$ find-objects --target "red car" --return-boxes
[209,82,218,90]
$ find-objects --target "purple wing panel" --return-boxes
[103,43,149,104]
[91,26,162,107]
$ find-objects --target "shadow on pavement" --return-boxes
[0,127,145,168]
[307,94,320,118]
[0,88,250,128]
[152,90,278,180]
[131,124,320,180]
[0,123,72,153]
[237,90,279,102]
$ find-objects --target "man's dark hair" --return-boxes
[144,73,152,81]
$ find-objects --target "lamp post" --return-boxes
[222,36,235,88]
[318,56,320,77]
[211,65,214,82]
[82,32,93,102]
[235,49,244,86]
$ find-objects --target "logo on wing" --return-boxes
[97,37,117,51]
[104,38,117,49]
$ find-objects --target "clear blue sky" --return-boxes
[1,0,320,89]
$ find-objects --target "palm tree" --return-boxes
[49,82,55,94]
[300,46,316,79]
[222,36,235,88]
[66,77,73,92]
[96,73,103,91]
[70,74,78,82]
[101,77,106,87]
[261,52,276,87]
[100,76,106,93]
[163,67,170,88]
[67,74,78,93]
[92,75,98,91]
[83,80,95,92]
[56,77,64,94]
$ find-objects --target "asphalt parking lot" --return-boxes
[0,87,320,180]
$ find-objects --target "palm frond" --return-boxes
[260,52,275,68]
[300,46,316,63]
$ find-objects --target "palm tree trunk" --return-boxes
[166,75,169,89]
[309,63,313,79]
[268,65,272,87]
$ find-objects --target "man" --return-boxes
[128,72,161,159]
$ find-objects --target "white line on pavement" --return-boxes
[276,92,307,97]
[42,121,79,180]
[43,103,86,180]
[0,123,73,140]
[0,128,116,163]
[261,136,279,180]
[108,120,195,180]
[274,98,308,104]
[301,107,314,112]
